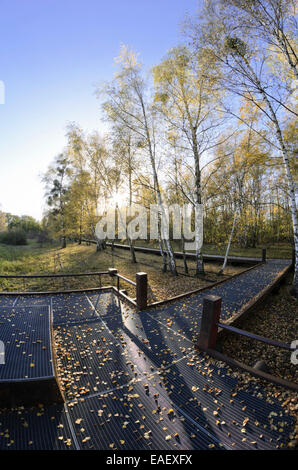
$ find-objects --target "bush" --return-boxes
[0,230,28,245]
[37,230,51,246]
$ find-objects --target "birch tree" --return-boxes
[98,45,177,275]
[153,46,222,275]
[66,124,111,250]
[220,0,298,80]
[188,0,298,295]
[110,125,138,263]
[66,123,90,244]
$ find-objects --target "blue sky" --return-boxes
[0,0,200,220]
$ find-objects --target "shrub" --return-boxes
[0,230,28,245]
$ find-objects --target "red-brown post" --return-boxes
[108,268,118,276]
[136,272,147,310]
[108,268,118,287]
[262,248,267,263]
[292,249,295,270]
[198,295,222,350]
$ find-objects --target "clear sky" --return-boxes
[0,0,200,221]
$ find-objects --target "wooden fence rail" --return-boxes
[198,295,294,351]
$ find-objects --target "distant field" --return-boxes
[0,240,61,273]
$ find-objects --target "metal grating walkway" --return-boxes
[0,304,54,381]
[0,259,295,450]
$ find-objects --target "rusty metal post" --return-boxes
[262,248,267,263]
[198,295,222,350]
[136,272,147,310]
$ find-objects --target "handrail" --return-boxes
[111,286,137,307]
[108,269,146,309]
[0,271,109,279]
[217,322,294,351]
[0,267,147,309]
[115,273,136,287]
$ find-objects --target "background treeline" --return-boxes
[40,1,297,292]
[0,212,46,245]
[42,122,294,249]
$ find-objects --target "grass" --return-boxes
[0,241,247,300]
[0,239,293,300]
[0,240,60,272]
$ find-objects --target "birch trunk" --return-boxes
[157,211,168,272]
[193,138,204,276]
[181,235,189,274]
[257,80,297,294]
[61,209,66,249]
[218,210,238,275]
[241,58,298,294]
[127,146,137,263]
[139,94,177,275]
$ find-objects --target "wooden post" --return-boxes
[292,249,295,270]
[108,268,118,276]
[136,272,147,310]
[198,295,222,350]
[108,268,117,287]
[262,248,267,263]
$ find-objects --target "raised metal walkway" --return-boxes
[0,259,295,450]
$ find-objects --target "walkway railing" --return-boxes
[196,294,298,391]
[107,268,147,309]
[198,295,295,352]
[0,271,110,293]
[0,269,149,310]
[217,322,293,351]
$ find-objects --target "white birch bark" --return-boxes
[218,209,238,275]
